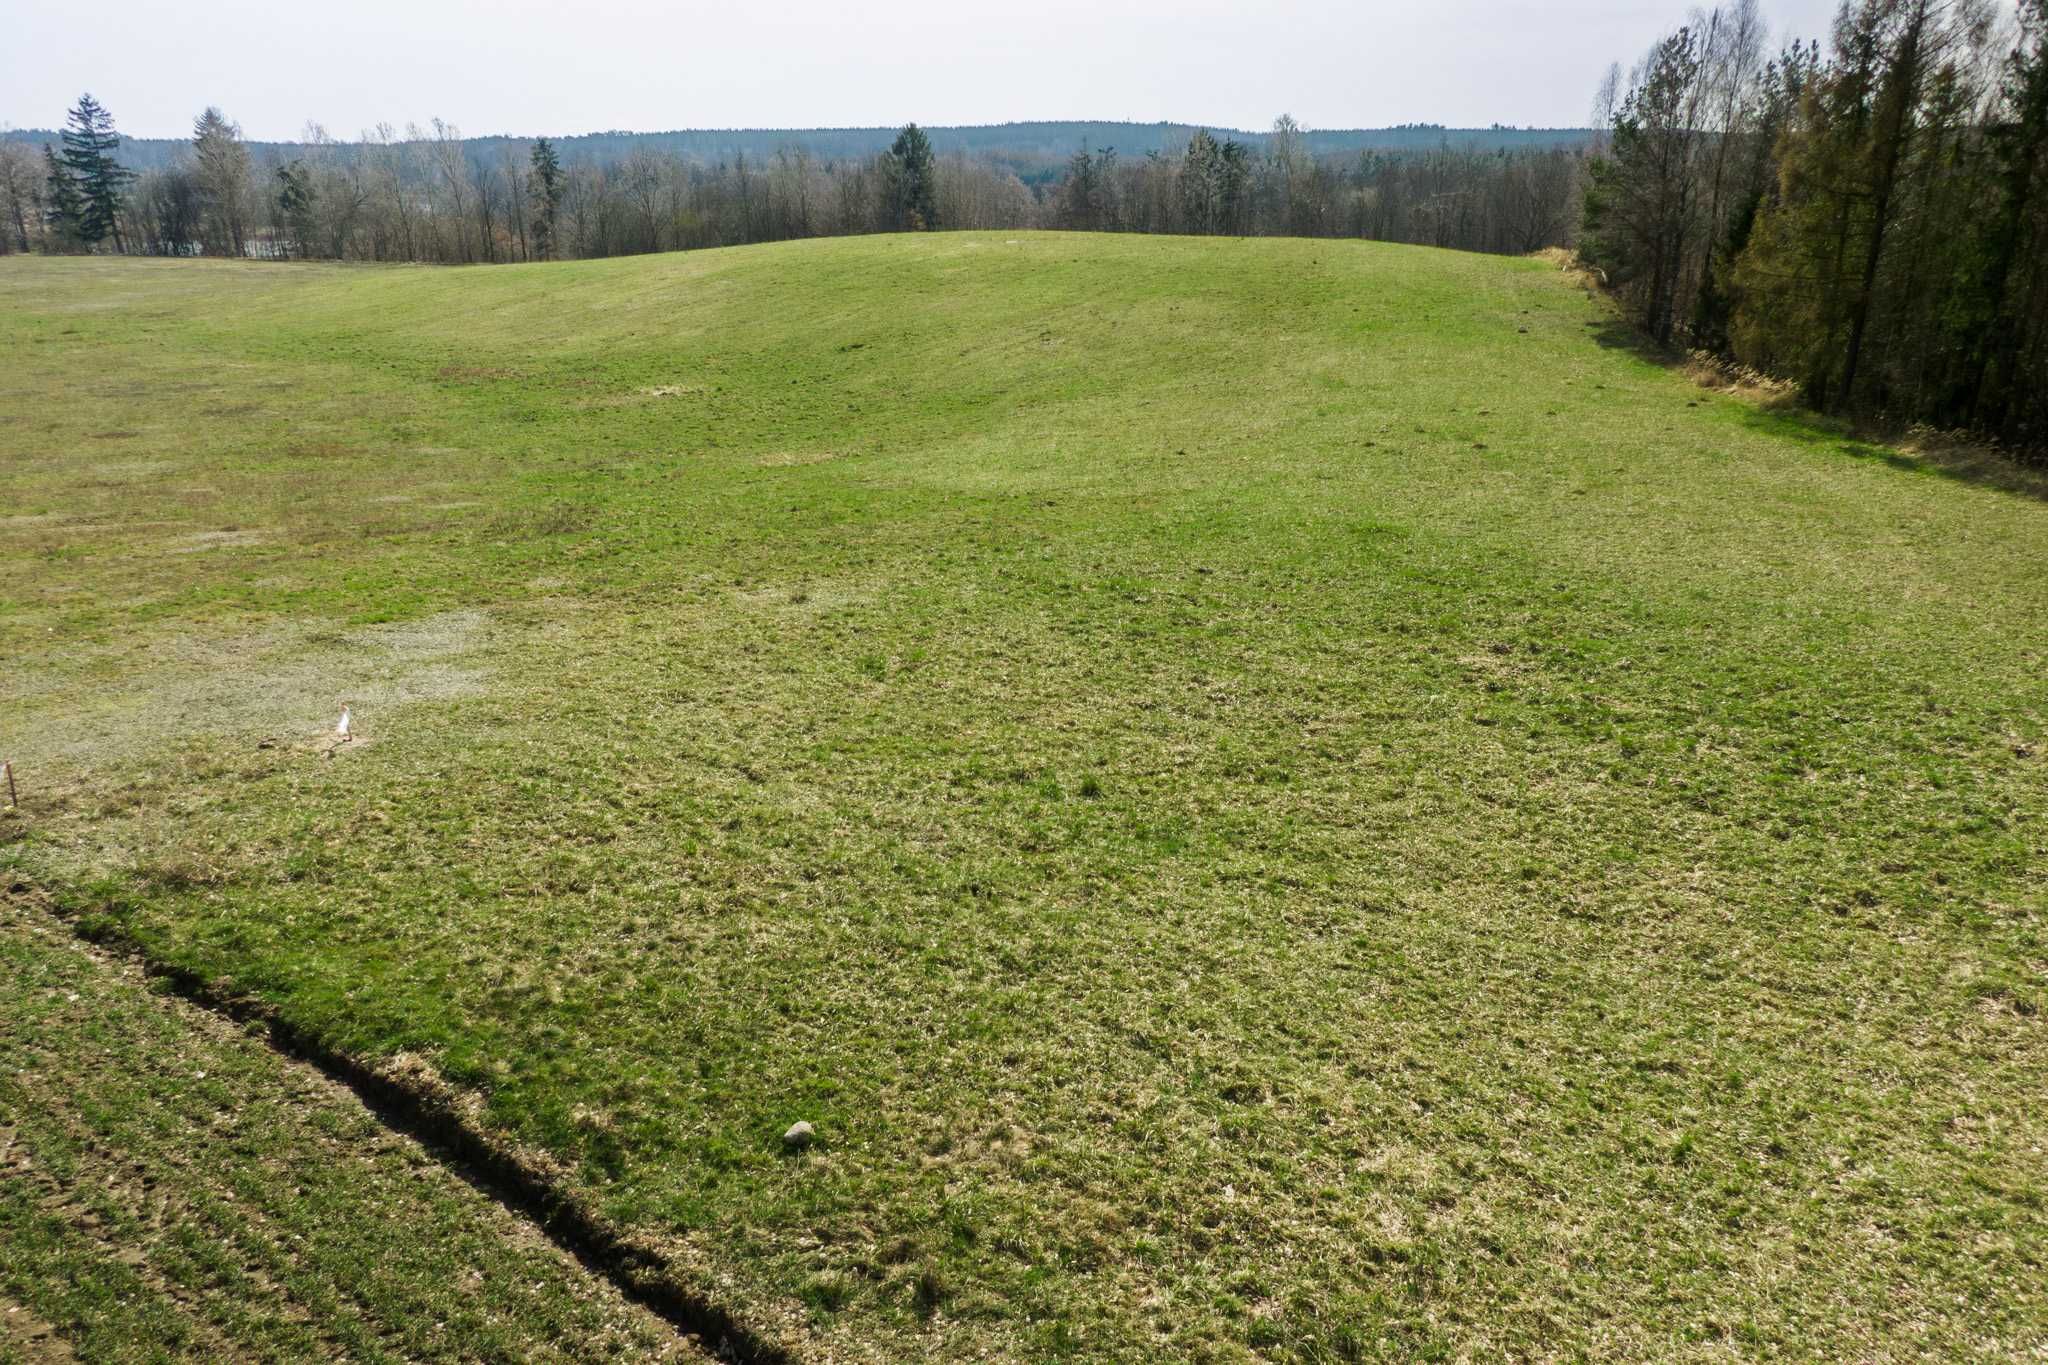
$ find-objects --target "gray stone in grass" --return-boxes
[783,1121,816,1150]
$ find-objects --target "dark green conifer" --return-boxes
[58,93,135,250]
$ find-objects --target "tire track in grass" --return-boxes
[2,879,790,1364]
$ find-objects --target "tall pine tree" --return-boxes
[1180,129,1224,233]
[885,124,937,231]
[1055,143,1116,231]
[41,145,84,250]
[274,160,316,260]
[528,138,564,260]
[58,94,134,251]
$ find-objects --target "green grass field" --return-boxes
[2,233,2044,1361]
[0,896,698,1363]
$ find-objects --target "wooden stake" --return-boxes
[3,760,15,808]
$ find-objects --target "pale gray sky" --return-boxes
[6,0,1851,141]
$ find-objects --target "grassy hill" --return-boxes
[2,234,2043,1361]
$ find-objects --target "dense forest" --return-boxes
[3,0,2041,450]
[1583,0,2046,448]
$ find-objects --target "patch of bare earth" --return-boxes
[4,609,488,776]
[0,1293,78,1364]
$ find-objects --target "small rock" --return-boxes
[783,1121,816,1150]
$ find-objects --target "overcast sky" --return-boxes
[6,0,1854,142]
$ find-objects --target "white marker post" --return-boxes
[324,705,354,759]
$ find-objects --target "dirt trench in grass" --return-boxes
[0,891,720,1364]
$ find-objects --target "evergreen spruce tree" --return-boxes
[1700,40,1818,353]
[58,94,135,251]
[1056,144,1109,230]
[1731,33,1877,400]
[1216,138,1251,235]
[274,160,316,259]
[41,145,84,250]
[886,124,938,231]
[528,137,564,260]
[1179,130,1221,233]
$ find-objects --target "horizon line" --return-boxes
[2,116,1597,145]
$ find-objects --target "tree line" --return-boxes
[3,110,1020,260]
[4,119,1593,187]
[3,100,1589,267]
[1049,119,1582,253]
[1584,0,2047,448]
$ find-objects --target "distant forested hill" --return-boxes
[2,119,1593,182]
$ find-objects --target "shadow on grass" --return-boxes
[1579,315,2048,504]
[1583,316,1684,368]
[1734,402,2048,504]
